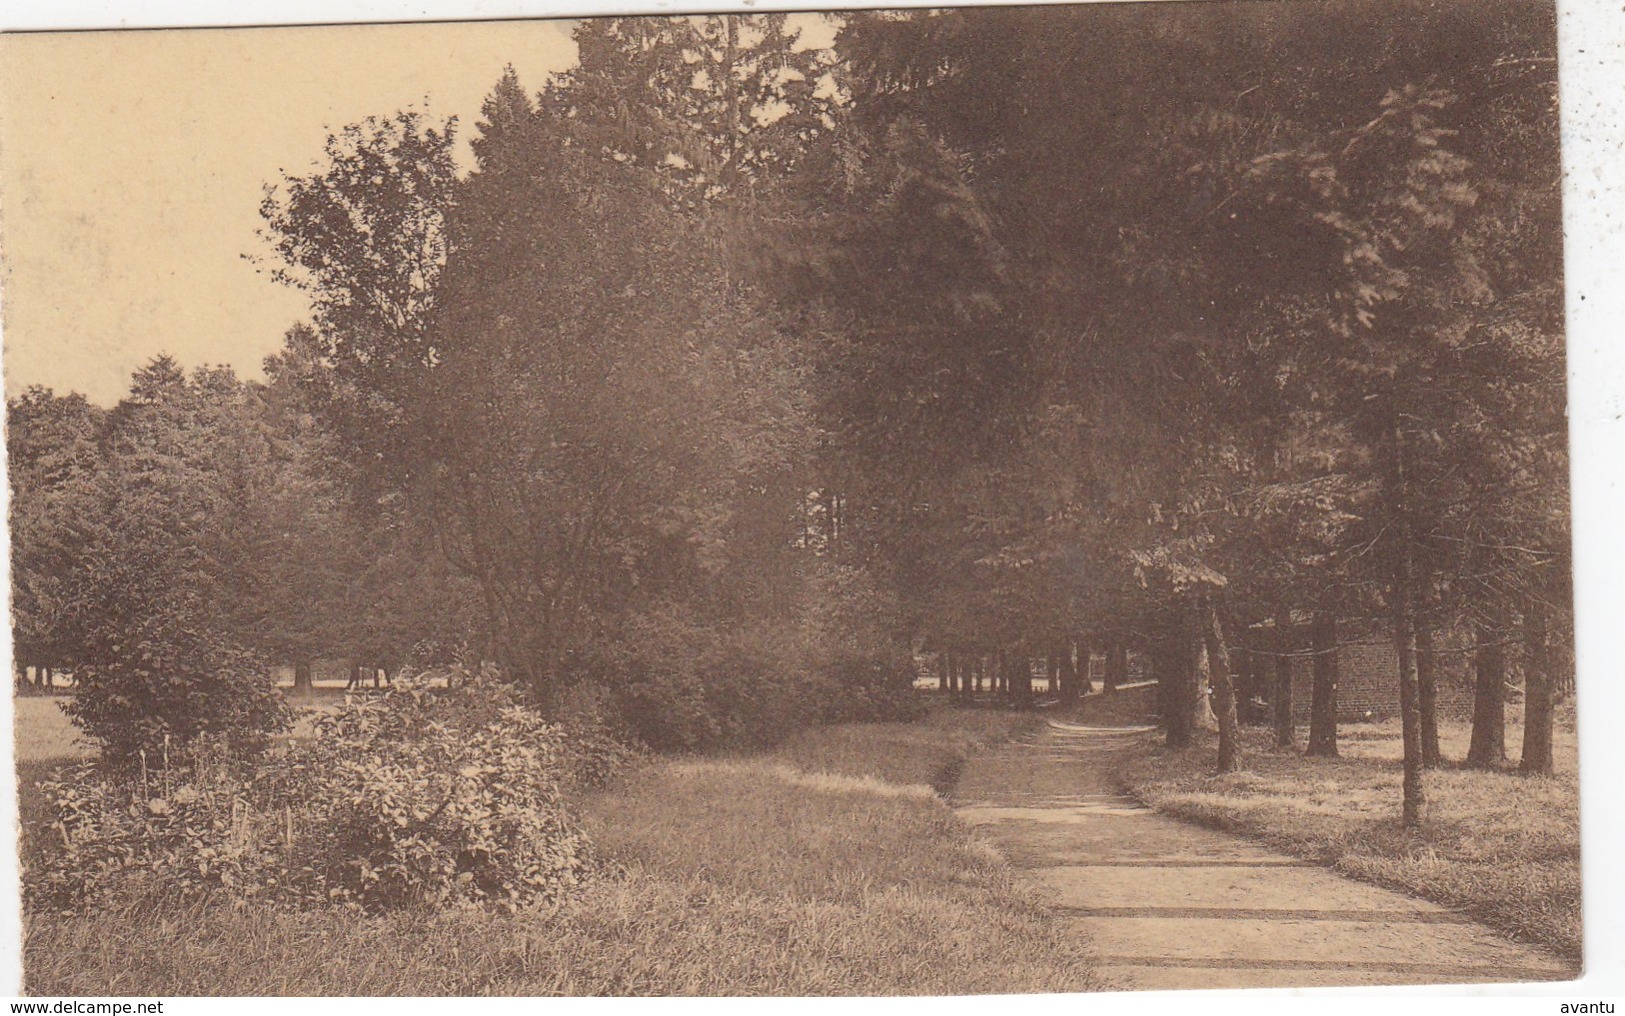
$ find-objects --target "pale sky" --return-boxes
[0,19,580,405]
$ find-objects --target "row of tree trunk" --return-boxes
[1392,593,1558,825]
[16,659,414,695]
[288,661,394,693]
[13,663,67,690]
[1156,595,1553,747]
[936,644,1131,702]
[932,581,1559,836]
[1150,587,1560,830]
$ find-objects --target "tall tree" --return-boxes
[256,110,460,495]
[1466,599,1509,767]
[58,360,291,764]
[1272,610,1298,751]
[8,386,104,680]
[421,129,813,702]
[546,15,836,207]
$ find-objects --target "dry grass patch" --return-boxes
[765,706,1034,790]
[1120,719,1580,962]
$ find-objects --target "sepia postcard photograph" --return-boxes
[0,0,1616,1001]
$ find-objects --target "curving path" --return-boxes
[952,718,1579,991]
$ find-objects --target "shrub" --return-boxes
[811,649,928,725]
[64,635,291,768]
[610,609,809,751]
[547,681,642,789]
[28,674,593,913]
[799,564,923,726]
[28,736,280,910]
[605,566,923,753]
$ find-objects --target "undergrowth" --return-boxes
[25,704,1100,995]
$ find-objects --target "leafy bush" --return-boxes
[609,609,808,751]
[606,565,922,752]
[547,681,642,789]
[28,674,593,913]
[29,737,267,909]
[811,649,928,725]
[799,564,923,726]
[65,640,291,767]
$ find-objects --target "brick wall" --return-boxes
[1283,636,1474,723]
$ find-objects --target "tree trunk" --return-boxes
[1520,599,1555,776]
[1104,642,1126,695]
[1274,609,1297,750]
[1152,642,1167,718]
[1191,623,1218,733]
[1045,652,1060,696]
[1416,620,1442,767]
[722,15,742,187]
[1466,606,1508,768]
[1307,609,1340,757]
[293,661,314,694]
[1059,643,1080,702]
[1391,574,1428,829]
[1202,596,1241,773]
[1236,642,1259,721]
[1393,611,1427,827]
[1387,417,1425,828]
[1013,654,1034,708]
[940,651,954,696]
[1160,629,1195,750]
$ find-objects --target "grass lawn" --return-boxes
[12,695,89,764]
[1116,714,1580,962]
[23,703,1108,995]
[13,695,93,865]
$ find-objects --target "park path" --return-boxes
[952,718,1577,991]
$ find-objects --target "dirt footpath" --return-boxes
[953,718,1579,991]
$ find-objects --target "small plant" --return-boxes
[28,736,284,909]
